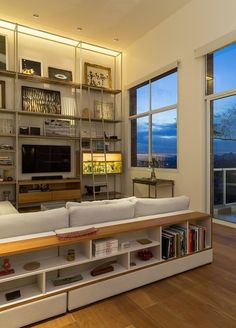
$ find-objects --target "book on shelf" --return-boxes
[162,225,187,260]
[0,156,13,165]
[92,238,118,257]
[188,224,207,253]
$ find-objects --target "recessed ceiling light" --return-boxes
[77,27,83,31]
[33,13,39,18]
[113,38,119,42]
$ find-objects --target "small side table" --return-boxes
[132,178,175,198]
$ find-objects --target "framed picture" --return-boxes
[0,80,6,108]
[0,34,8,70]
[20,58,42,76]
[22,86,61,114]
[84,62,112,89]
[44,119,71,136]
[48,67,72,81]
[94,101,114,120]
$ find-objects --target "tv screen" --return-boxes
[22,145,71,173]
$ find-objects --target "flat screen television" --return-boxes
[22,145,71,173]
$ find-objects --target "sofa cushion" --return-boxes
[0,207,69,239]
[69,201,135,226]
[104,197,137,204]
[66,197,136,209]
[134,196,190,218]
[66,199,107,209]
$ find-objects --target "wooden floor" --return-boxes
[31,223,236,328]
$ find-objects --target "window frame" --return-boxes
[205,43,236,214]
[129,67,178,169]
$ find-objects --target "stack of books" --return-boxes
[0,156,13,166]
[162,225,187,260]
[189,224,207,252]
[92,238,118,257]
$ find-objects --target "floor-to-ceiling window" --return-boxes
[129,68,178,169]
[206,43,236,223]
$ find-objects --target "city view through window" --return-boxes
[130,69,177,168]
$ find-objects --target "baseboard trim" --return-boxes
[213,218,236,228]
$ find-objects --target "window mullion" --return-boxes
[149,80,152,162]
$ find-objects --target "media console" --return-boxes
[0,211,212,327]
[17,178,81,205]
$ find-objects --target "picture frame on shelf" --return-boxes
[0,34,8,70]
[22,86,61,114]
[82,140,91,150]
[48,67,73,81]
[20,58,42,76]
[94,101,114,120]
[82,107,92,119]
[84,62,112,89]
[0,80,6,108]
[95,140,109,151]
[44,118,71,136]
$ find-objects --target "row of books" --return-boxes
[189,224,207,252]
[162,225,187,259]
[92,238,118,257]
[162,224,207,259]
[0,156,13,166]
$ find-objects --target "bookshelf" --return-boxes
[0,211,212,326]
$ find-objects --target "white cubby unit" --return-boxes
[0,211,213,327]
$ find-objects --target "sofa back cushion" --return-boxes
[0,207,69,239]
[69,201,135,226]
[66,197,136,209]
[66,199,107,209]
[134,196,190,218]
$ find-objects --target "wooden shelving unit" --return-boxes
[0,21,123,206]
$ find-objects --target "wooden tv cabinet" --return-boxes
[0,211,212,327]
[17,178,81,205]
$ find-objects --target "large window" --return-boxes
[130,69,178,168]
[206,42,236,221]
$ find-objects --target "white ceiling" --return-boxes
[0,0,191,49]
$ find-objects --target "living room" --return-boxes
[0,0,235,327]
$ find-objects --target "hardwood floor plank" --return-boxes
[31,313,76,328]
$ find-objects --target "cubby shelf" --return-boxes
[0,283,42,307]
[0,134,16,138]
[0,181,17,185]
[0,109,17,114]
[0,211,212,316]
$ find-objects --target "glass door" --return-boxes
[211,94,236,223]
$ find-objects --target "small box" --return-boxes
[19,126,29,135]
[120,241,131,249]
[30,127,40,135]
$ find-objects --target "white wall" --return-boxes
[122,0,236,211]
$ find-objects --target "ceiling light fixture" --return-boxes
[0,20,16,30]
[81,42,120,57]
[33,14,39,18]
[0,19,121,56]
[77,27,83,31]
[113,38,119,42]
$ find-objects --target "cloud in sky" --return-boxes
[137,122,177,154]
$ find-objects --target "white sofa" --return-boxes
[0,196,190,243]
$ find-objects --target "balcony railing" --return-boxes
[214,168,236,206]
